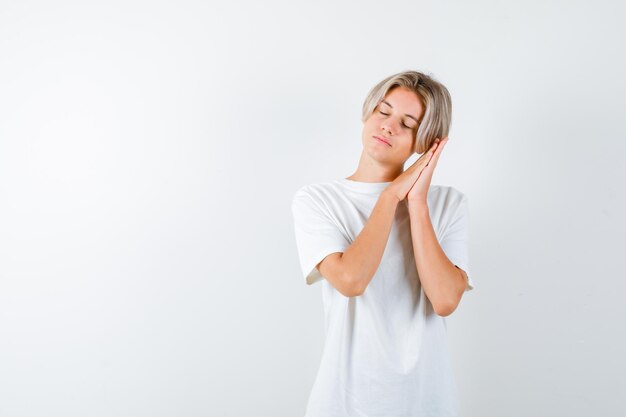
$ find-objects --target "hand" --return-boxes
[407,137,448,206]
[385,140,440,203]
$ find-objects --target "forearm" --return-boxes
[407,202,466,316]
[341,190,399,294]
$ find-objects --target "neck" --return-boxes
[346,150,404,183]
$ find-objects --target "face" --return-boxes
[361,86,425,165]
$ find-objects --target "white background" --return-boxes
[1,1,625,416]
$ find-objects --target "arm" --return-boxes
[318,189,399,296]
[407,202,467,316]
[318,143,442,297]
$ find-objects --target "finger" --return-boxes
[417,141,438,159]
[418,148,438,175]
[424,137,447,170]
[411,143,438,172]
[416,137,448,183]
[421,138,443,166]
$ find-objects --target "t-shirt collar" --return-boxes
[336,178,392,194]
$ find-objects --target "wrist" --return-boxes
[381,188,401,207]
[407,199,429,214]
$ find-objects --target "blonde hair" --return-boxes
[361,70,452,154]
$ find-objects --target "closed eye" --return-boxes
[379,110,416,129]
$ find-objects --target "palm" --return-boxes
[407,138,447,204]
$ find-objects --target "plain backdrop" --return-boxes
[1,1,625,416]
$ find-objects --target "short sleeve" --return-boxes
[440,195,475,291]
[291,189,351,286]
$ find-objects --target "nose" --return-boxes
[381,120,397,136]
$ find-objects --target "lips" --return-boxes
[374,136,391,146]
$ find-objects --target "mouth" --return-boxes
[373,136,392,147]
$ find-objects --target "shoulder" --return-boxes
[293,181,339,202]
[427,185,469,222]
[429,184,468,205]
[291,181,340,212]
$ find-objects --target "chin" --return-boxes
[365,147,395,164]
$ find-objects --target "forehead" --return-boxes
[382,87,424,119]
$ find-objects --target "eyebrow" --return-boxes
[381,100,420,124]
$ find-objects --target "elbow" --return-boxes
[341,288,364,298]
[434,275,467,316]
[434,299,458,317]
[340,273,366,297]
[434,303,454,317]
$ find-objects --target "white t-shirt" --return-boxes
[291,178,475,417]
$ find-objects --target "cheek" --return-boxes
[395,137,414,155]
[406,134,419,153]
